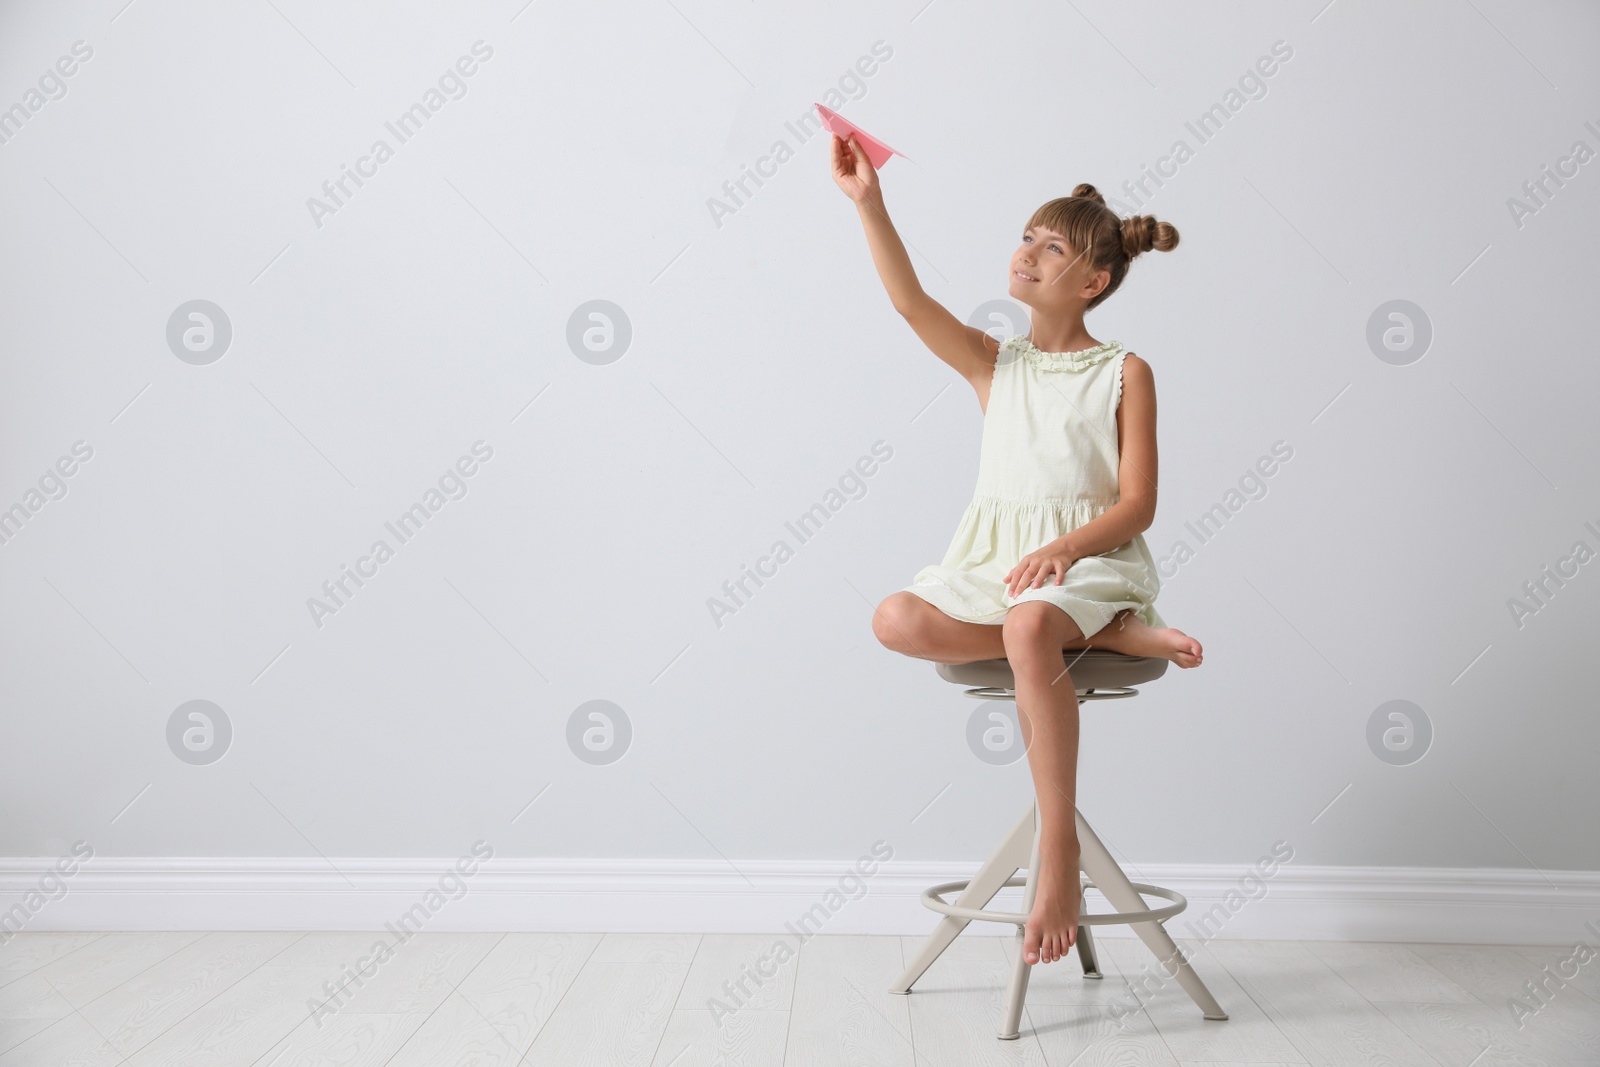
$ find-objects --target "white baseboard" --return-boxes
[3,857,1597,946]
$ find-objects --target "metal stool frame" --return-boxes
[888,682,1229,1040]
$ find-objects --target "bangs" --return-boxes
[1025,198,1109,268]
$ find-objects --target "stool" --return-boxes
[888,649,1228,1040]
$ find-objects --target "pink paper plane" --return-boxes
[815,103,905,168]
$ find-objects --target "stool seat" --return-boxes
[936,650,1168,692]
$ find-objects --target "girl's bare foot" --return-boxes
[1023,849,1080,965]
[1088,611,1202,668]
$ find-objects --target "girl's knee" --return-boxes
[872,593,926,652]
[1001,602,1067,650]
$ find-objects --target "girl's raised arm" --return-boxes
[832,133,998,386]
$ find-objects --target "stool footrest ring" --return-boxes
[961,686,1140,701]
[920,877,1187,926]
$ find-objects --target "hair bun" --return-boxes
[1070,183,1107,207]
[1120,213,1180,257]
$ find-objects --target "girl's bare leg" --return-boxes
[874,593,1079,962]
[871,592,1006,663]
[873,595,1202,668]
[1065,608,1203,668]
[1001,601,1084,966]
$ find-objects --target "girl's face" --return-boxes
[1009,226,1107,308]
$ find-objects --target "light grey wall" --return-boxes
[2,0,1596,874]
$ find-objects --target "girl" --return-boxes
[831,130,1203,969]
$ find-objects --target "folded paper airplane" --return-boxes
[815,103,904,168]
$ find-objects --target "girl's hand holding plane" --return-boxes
[831,132,880,204]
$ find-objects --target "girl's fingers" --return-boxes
[848,134,869,172]
[1014,564,1030,592]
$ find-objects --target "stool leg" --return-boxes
[1075,909,1102,978]
[1075,810,1228,1020]
[890,803,1037,995]
[997,802,1041,1040]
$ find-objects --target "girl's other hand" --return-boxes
[831,132,880,203]
[1004,544,1079,597]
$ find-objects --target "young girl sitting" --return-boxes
[832,130,1204,968]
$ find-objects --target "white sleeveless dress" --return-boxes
[902,334,1166,638]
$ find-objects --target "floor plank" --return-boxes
[74,932,301,1057]
[32,933,202,1010]
[0,971,78,1056]
[1303,940,1478,1004]
[1369,999,1580,1067]
[386,931,600,1064]
[520,961,688,1066]
[247,1010,428,1067]
[1096,936,1306,1064]
[0,1011,128,1067]
[298,932,500,1016]
[588,933,701,965]
[1401,942,1556,1006]
[650,1008,790,1066]
[1405,943,1600,1066]
[0,935,106,988]
[384,990,529,1067]
[1505,943,1600,1012]
[676,933,798,1014]
[1026,1001,1182,1066]
[116,962,323,1067]
[1206,939,1439,1067]
[786,935,914,1067]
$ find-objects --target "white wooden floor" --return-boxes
[0,930,1594,1066]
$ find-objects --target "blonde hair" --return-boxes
[1025,184,1179,310]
